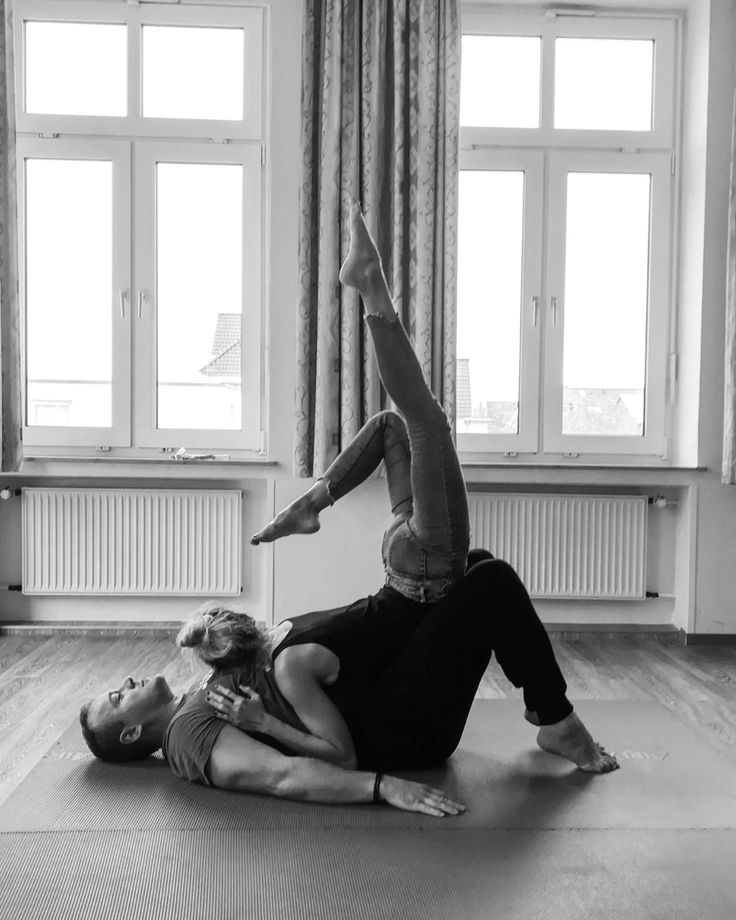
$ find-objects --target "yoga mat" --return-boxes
[1,828,735,920]
[2,700,735,832]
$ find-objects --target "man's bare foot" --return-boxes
[338,204,384,296]
[536,711,619,774]
[250,481,331,545]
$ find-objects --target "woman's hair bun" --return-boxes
[177,603,268,671]
[176,614,211,649]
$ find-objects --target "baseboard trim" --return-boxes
[0,621,183,638]
[679,630,736,646]
[0,619,681,641]
[545,623,679,640]
[0,618,270,638]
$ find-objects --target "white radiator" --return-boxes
[22,488,243,596]
[468,493,647,600]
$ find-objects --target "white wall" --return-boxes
[687,0,736,633]
[2,0,736,636]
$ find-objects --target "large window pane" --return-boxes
[156,163,243,430]
[25,22,127,116]
[554,39,653,130]
[460,36,541,128]
[143,27,244,120]
[457,171,524,435]
[25,159,113,427]
[562,173,650,436]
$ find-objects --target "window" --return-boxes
[14,0,265,455]
[457,11,678,462]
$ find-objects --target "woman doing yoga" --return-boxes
[187,205,619,782]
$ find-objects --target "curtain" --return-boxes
[723,86,736,484]
[294,0,460,477]
[0,0,21,472]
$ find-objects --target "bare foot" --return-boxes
[251,482,331,545]
[536,711,619,774]
[338,204,384,295]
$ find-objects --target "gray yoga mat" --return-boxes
[2,700,736,920]
[1,828,735,920]
[2,700,735,832]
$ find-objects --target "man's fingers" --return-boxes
[423,790,466,815]
[418,803,446,818]
[429,799,463,815]
[425,786,465,808]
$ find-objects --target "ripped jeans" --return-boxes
[322,313,469,603]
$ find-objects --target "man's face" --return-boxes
[86,675,174,738]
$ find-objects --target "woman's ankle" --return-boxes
[310,478,335,511]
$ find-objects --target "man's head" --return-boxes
[80,675,177,763]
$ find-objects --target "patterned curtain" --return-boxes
[0,0,21,472]
[294,0,460,477]
[723,86,736,484]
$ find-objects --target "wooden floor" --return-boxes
[1,631,736,808]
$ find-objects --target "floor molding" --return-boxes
[680,630,736,646]
[0,620,682,640]
[0,621,183,637]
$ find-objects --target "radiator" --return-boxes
[468,493,647,599]
[22,488,243,596]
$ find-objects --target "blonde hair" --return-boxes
[177,603,269,672]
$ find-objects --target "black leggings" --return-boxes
[349,557,573,771]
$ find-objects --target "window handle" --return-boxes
[551,296,559,326]
[137,289,148,318]
[531,296,539,327]
[119,289,129,318]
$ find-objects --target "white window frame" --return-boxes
[133,140,263,451]
[13,0,267,458]
[460,12,676,150]
[457,8,679,464]
[18,136,132,448]
[14,0,264,140]
[455,148,544,456]
[543,150,671,457]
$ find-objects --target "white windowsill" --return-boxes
[461,462,706,471]
[3,455,279,481]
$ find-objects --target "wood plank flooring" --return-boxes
[1,632,735,808]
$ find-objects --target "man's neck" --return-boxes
[154,694,186,739]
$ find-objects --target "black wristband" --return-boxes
[372,771,383,804]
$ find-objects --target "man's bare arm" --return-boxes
[206,724,466,817]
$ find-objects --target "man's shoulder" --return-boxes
[163,667,254,767]
[163,687,225,785]
[163,689,209,749]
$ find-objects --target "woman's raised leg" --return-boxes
[251,410,413,544]
[339,205,468,561]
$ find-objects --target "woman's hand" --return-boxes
[206,683,268,733]
[378,776,466,818]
